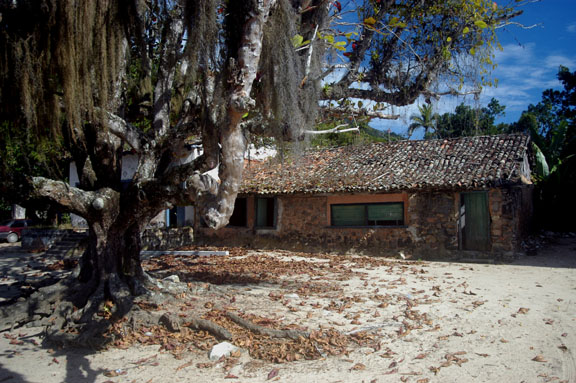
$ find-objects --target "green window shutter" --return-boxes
[256,197,275,227]
[367,203,403,222]
[332,205,365,226]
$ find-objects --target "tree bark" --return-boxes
[201,0,277,229]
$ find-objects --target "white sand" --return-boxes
[0,237,574,383]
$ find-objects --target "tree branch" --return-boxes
[325,85,423,107]
[304,124,360,134]
[152,2,185,138]
[320,105,400,120]
[200,0,277,229]
[104,111,149,152]
[29,177,117,219]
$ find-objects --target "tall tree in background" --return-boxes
[514,66,575,167]
[433,98,508,138]
[0,0,522,341]
[407,104,437,139]
[511,66,576,230]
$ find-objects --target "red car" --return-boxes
[0,219,35,243]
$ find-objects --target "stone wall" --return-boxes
[197,188,532,258]
[407,191,460,257]
[198,192,449,256]
[21,229,72,251]
[21,228,195,252]
[489,185,533,254]
[141,227,194,250]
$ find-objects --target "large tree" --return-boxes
[0,0,522,340]
[510,66,576,230]
[433,98,508,138]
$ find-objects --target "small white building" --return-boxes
[68,143,276,229]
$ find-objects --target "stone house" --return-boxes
[196,134,534,258]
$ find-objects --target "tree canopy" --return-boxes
[512,66,576,231]
[432,97,508,138]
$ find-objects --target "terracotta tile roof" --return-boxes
[241,134,531,194]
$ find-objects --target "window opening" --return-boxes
[228,198,248,227]
[331,202,404,227]
[255,197,276,228]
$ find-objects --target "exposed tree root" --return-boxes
[225,311,309,340]
[0,278,72,332]
[0,271,142,349]
[157,313,232,340]
[1,272,319,355]
[186,317,233,340]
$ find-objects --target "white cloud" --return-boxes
[493,43,536,62]
[544,55,576,69]
[567,22,576,33]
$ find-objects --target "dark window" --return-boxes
[228,198,247,227]
[255,197,276,228]
[331,202,404,227]
[11,220,26,228]
[168,208,178,228]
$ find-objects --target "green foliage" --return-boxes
[408,104,437,139]
[432,98,508,139]
[0,121,66,179]
[511,67,575,171]
[363,0,510,90]
[513,66,576,231]
[531,143,550,180]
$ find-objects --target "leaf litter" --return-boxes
[66,245,569,382]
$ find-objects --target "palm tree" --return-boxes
[408,104,438,139]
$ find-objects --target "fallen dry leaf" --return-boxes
[517,307,530,314]
[532,355,547,362]
[267,368,279,380]
[384,368,398,375]
[350,363,366,371]
[176,360,194,371]
[104,369,126,377]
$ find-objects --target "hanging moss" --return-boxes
[255,0,321,141]
[0,0,131,141]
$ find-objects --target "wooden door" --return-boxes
[460,192,491,251]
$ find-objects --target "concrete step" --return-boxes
[44,233,87,257]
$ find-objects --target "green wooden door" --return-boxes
[460,192,491,251]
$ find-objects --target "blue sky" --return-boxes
[372,0,576,137]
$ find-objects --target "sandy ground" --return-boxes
[0,236,575,383]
